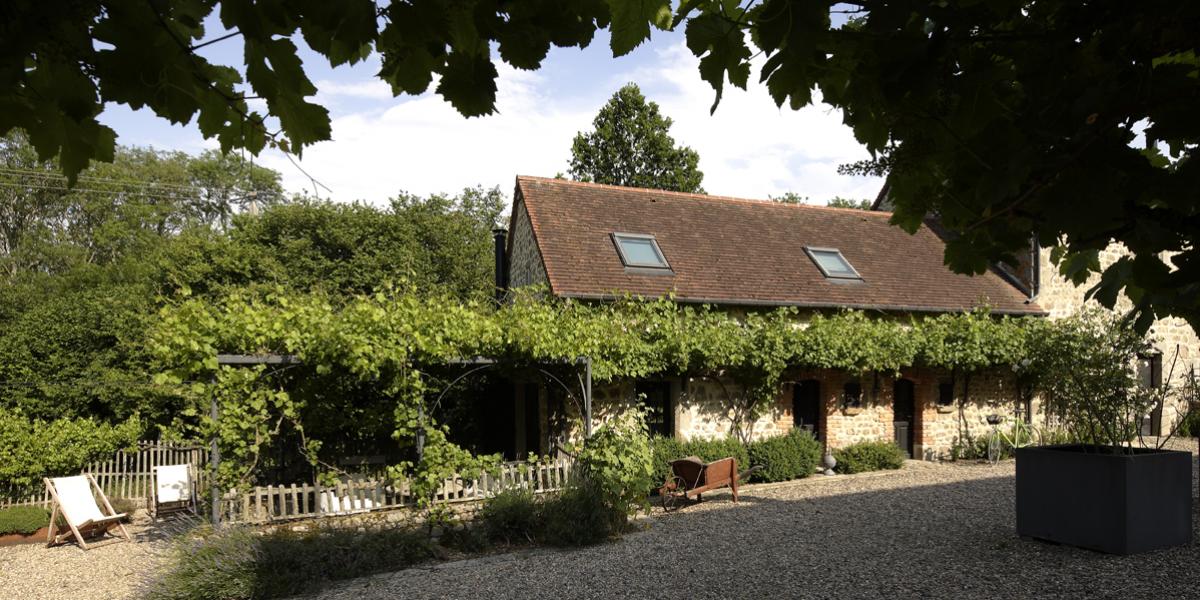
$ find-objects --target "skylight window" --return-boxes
[613,233,670,269]
[805,247,862,280]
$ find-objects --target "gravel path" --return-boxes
[0,522,174,600]
[310,456,1200,600]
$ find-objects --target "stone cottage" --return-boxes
[489,175,1194,460]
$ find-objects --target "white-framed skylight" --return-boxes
[612,232,671,269]
[804,247,862,280]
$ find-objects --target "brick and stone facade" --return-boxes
[534,364,1027,460]
[1033,245,1200,435]
[501,178,1199,459]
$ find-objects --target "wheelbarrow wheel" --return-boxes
[660,476,686,512]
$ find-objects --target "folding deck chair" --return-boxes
[150,463,197,518]
[44,474,131,550]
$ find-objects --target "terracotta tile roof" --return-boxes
[514,176,1044,315]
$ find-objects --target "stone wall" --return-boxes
[507,235,1199,451]
[578,366,1027,459]
[1035,246,1200,435]
[507,196,548,289]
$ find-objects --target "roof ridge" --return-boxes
[515,175,894,217]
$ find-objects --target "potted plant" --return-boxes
[1015,310,1193,555]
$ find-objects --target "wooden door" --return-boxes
[893,379,915,458]
[793,380,821,440]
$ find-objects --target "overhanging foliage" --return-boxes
[149,289,1045,491]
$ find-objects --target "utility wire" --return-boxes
[0,167,211,194]
[0,181,197,199]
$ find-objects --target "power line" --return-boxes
[281,152,333,198]
[0,179,280,202]
[0,166,210,194]
[0,180,199,199]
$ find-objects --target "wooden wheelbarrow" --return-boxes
[658,456,757,512]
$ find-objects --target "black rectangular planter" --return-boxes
[1015,444,1192,555]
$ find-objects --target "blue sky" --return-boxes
[99,18,882,206]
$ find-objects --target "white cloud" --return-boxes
[631,44,881,201]
[314,79,394,102]
[259,42,883,207]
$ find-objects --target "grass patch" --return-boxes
[143,523,436,600]
[0,505,49,535]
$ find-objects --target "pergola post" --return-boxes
[210,354,300,528]
[416,401,426,464]
[583,356,593,438]
[209,377,220,528]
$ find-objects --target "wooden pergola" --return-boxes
[208,353,594,527]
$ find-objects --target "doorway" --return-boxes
[1138,354,1163,437]
[893,379,915,458]
[793,380,821,440]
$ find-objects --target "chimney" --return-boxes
[492,227,509,303]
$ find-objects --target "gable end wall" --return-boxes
[508,196,549,289]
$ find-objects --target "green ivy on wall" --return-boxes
[148,288,1048,494]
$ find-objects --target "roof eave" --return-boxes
[555,291,1047,317]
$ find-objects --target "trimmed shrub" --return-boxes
[748,429,822,482]
[0,506,50,535]
[684,436,751,473]
[0,408,140,489]
[1176,410,1200,438]
[538,481,621,547]
[834,441,906,474]
[650,435,751,488]
[478,488,538,545]
[650,435,686,485]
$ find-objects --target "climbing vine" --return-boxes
[150,288,1049,493]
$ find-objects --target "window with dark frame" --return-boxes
[1138,353,1163,389]
[1137,353,1164,436]
[612,233,671,269]
[842,381,863,409]
[804,247,862,280]
[938,381,955,407]
[636,380,673,438]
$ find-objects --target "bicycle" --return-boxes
[985,414,1004,465]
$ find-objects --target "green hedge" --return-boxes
[1175,410,1200,438]
[650,435,749,486]
[747,428,822,482]
[0,506,50,535]
[0,408,140,488]
[651,429,824,485]
[834,441,906,474]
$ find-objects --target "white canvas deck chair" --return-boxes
[44,474,131,550]
[151,463,197,518]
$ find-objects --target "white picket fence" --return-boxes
[223,457,576,524]
[3,442,576,525]
[1,441,207,509]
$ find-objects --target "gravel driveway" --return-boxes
[309,457,1200,600]
[0,523,173,600]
